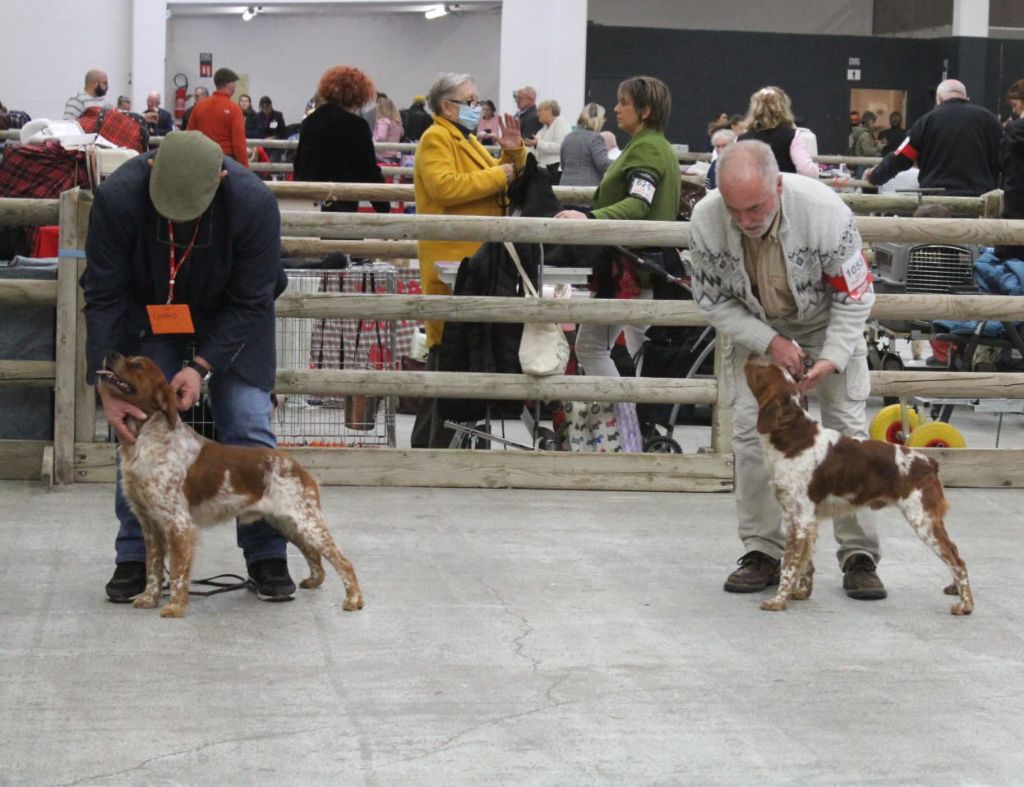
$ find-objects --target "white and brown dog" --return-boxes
[97,353,364,618]
[743,355,972,615]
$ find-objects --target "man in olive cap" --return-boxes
[186,66,249,166]
[83,130,295,603]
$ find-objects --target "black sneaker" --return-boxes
[247,558,296,602]
[105,562,146,603]
[843,554,888,600]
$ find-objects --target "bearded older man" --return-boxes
[689,140,886,601]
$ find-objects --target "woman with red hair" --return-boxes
[294,65,390,213]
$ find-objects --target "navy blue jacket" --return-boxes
[82,152,286,391]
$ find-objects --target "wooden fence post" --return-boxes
[711,335,734,456]
[982,189,1004,219]
[54,188,92,484]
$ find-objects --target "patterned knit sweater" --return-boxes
[689,173,872,371]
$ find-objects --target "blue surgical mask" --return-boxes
[458,103,482,129]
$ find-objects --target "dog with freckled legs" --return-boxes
[96,352,364,618]
[743,354,973,615]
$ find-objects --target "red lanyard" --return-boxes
[166,220,202,304]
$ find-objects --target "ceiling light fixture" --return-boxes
[424,4,448,20]
[241,6,257,21]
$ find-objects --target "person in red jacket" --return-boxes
[187,67,249,168]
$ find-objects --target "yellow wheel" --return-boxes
[869,404,919,445]
[906,421,967,449]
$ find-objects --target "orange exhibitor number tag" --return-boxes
[146,304,195,334]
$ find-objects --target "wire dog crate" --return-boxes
[274,263,400,448]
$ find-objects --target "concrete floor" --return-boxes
[2,458,1024,785]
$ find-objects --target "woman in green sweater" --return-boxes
[555,75,680,378]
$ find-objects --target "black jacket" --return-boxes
[739,126,797,173]
[256,109,287,139]
[401,104,433,141]
[437,242,541,421]
[869,98,1001,196]
[293,104,389,213]
[998,117,1024,258]
[243,109,260,139]
[82,153,286,391]
[518,105,542,141]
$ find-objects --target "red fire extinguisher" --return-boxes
[173,73,189,120]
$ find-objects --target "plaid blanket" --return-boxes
[78,107,149,153]
[0,141,89,198]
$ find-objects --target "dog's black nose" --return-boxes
[103,351,124,369]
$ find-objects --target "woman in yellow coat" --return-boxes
[414,72,526,348]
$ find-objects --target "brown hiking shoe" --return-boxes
[724,550,781,593]
[842,554,888,600]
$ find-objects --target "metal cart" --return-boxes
[274,262,399,448]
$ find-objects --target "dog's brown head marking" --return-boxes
[96,352,180,428]
[743,354,815,455]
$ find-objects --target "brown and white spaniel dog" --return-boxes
[743,355,973,615]
[97,353,364,618]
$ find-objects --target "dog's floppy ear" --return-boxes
[756,400,782,434]
[154,379,181,428]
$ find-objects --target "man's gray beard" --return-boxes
[737,207,779,239]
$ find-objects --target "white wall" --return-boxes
[0,0,885,125]
[587,0,874,36]
[0,0,132,121]
[166,9,503,125]
[499,0,587,119]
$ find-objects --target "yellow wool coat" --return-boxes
[413,115,527,346]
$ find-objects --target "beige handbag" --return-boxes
[504,242,570,377]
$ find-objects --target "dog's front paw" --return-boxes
[950,601,973,616]
[943,582,959,596]
[159,603,187,618]
[132,594,159,609]
[343,593,364,611]
[760,596,788,612]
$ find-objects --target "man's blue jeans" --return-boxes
[112,337,287,566]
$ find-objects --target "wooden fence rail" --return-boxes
[1,189,993,240]
[3,188,1024,490]
[275,212,1024,247]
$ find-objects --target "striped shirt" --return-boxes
[64,91,109,121]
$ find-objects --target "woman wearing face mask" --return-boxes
[554,75,680,381]
[410,73,525,446]
[293,65,391,214]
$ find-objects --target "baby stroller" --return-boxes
[634,324,717,453]
[606,247,716,453]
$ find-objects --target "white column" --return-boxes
[952,0,989,37]
[131,0,168,110]
[499,0,588,119]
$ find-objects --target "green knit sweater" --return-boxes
[591,128,680,222]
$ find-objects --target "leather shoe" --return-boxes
[724,550,781,593]
[842,554,888,600]
[105,562,146,603]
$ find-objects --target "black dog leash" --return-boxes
[153,572,251,597]
[189,573,251,597]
